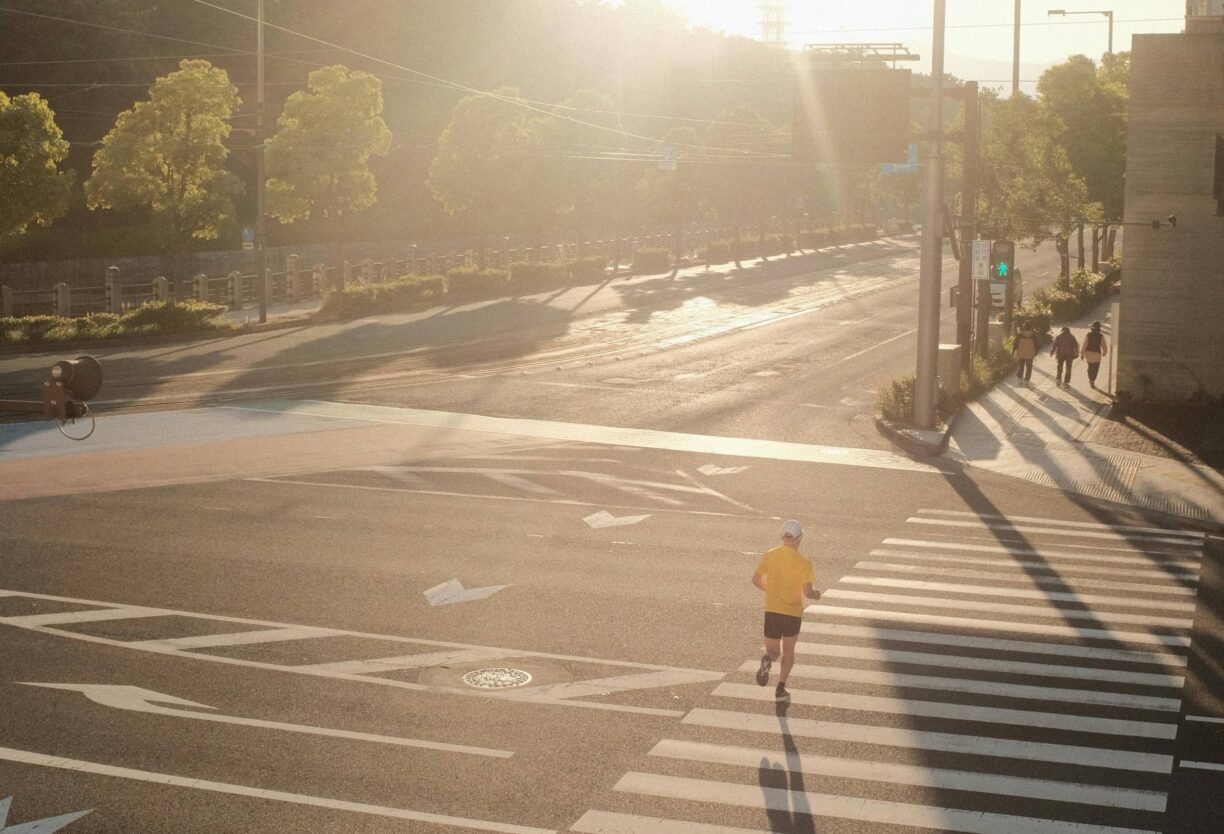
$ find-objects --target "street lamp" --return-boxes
[1048,8,1114,55]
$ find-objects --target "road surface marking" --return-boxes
[914,510,1205,540]
[583,511,650,529]
[712,682,1174,739]
[790,641,1184,687]
[647,739,1168,811]
[905,517,1202,547]
[0,746,551,834]
[870,548,1198,582]
[799,621,1187,666]
[229,400,939,473]
[301,648,529,675]
[696,465,748,476]
[1187,715,1224,724]
[733,662,1181,712]
[883,538,1202,566]
[21,683,511,758]
[0,796,90,834]
[571,810,767,834]
[815,606,1191,647]
[612,772,1159,834]
[1180,760,1224,771]
[839,576,1196,612]
[0,608,165,628]
[516,669,725,701]
[681,709,1172,772]
[128,626,335,652]
[855,560,1198,596]
[825,327,918,368]
[480,473,559,495]
[818,590,1194,629]
[360,465,437,488]
[424,579,510,606]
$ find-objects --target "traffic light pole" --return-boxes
[914,0,946,429]
[256,0,268,324]
[956,81,979,371]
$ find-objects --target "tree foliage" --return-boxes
[84,59,242,253]
[634,127,704,230]
[0,91,73,245]
[265,65,392,226]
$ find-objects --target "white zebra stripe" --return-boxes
[882,539,1200,568]
[839,576,1195,612]
[855,561,1197,596]
[905,517,1200,547]
[914,510,1204,540]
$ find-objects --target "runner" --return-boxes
[752,519,820,701]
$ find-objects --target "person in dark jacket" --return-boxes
[1012,319,1039,384]
[1080,321,1109,389]
[1050,326,1079,387]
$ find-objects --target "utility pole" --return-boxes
[256,0,268,324]
[914,0,946,429]
[1013,0,1021,96]
[956,81,979,370]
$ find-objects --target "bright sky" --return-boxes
[647,1,1189,95]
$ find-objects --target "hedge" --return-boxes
[1020,263,1119,328]
[632,247,672,274]
[318,274,445,319]
[878,346,1016,424]
[445,267,512,297]
[509,261,569,291]
[0,301,231,345]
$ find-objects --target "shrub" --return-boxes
[446,267,511,297]
[568,255,608,282]
[632,247,672,274]
[798,230,831,249]
[0,303,230,345]
[700,240,732,264]
[118,300,229,334]
[509,261,568,292]
[318,274,445,319]
[879,346,1014,425]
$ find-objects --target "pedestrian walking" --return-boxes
[1013,319,1039,384]
[752,519,820,702]
[1050,326,1079,387]
[1080,321,1109,389]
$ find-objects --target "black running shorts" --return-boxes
[763,611,802,639]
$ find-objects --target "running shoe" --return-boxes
[755,654,772,686]
[775,683,790,702]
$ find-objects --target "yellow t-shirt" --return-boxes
[755,544,815,617]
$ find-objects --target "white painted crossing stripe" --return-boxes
[570,810,769,834]
[840,576,1196,612]
[614,772,1161,834]
[815,606,1192,648]
[300,648,528,675]
[1187,715,1224,724]
[792,641,1184,688]
[883,538,1201,568]
[856,561,1198,596]
[1181,760,1224,771]
[871,548,1198,582]
[682,708,1172,772]
[916,509,1205,540]
[128,626,335,651]
[0,607,164,627]
[481,473,559,495]
[0,746,553,834]
[799,621,1188,667]
[734,662,1182,712]
[818,590,1194,629]
[649,739,1169,811]
[906,517,1201,547]
[714,682,1175,739]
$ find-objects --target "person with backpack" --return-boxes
[1012,319,1039,384]
[1080,321,1109,389]
[1050,326,1080,387]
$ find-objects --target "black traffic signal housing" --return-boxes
[43,356,103,421]
[991,239,1016,279]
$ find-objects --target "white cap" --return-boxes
[781,519,803,539]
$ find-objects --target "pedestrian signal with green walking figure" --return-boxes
[1013,319,1039,384]
[752,519,820,702]
[1050,326,1079,387]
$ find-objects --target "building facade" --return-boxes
[1116,8,1224,400]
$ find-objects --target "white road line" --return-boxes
[855,561,1198,596]
[714,682,1174,739]
[301,648,529,675]
[825,327,918,367]
[648,739,1169,811]
[1186,715,1224,724]
[815,606,1192,648]
[818,591,1194,629]
[613,772,1160,834]
[870,549,1198,582]
[682,708,1172,772]
[516,669,725,701]
[128,626,335,652]
[1181,761,1224,771]
[791,641,1184,688]
[839,576,1196,612]
[883,538,1201,566]
[0,607,164,627]
[481,473,559,495]
[734,662,1182,712]
[799,621,1188,667]
[905,517,1201,547]
[0,746,552,834]
[915,510,1204,540]
[570,810,767,834]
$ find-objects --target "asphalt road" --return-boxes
[2,236,1220,834]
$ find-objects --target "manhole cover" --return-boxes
[461,668,533,689]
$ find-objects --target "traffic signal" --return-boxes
[44,356,103,421]
[991,239,1015,279]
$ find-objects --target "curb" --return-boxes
[874,405,963,458]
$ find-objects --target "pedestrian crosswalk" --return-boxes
[571,509,1206,834]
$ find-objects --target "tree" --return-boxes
[537,88,621,250]
[634,127,705,273]
[85,59,242,271]
[703,108,781,265]
[265,65,392,240]
[0,91,72,246]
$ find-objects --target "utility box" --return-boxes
[937,343,962,391]
[989,321,1005,348]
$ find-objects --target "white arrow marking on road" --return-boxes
[696,465,748,476]
[0,796,90,834]
[19,683,512,758]
[423,579,510,607]
[583,510,650,529]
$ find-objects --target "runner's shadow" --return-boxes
[757,700,818,833]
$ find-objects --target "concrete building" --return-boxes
[1116,1,1224,400]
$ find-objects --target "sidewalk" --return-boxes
[223,297,321,325]
[948,353,1224,523]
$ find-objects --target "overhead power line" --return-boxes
[0,6,245,54]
